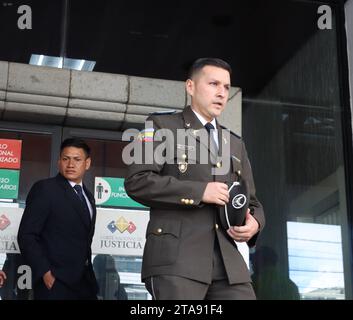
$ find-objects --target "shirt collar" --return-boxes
[191,108,217,129]
[68,180,83,188]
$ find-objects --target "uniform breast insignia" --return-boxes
[178,161,188,173]
[137,128,154,142]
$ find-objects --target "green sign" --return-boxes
[0,169,19,199]
[94,177,146,208]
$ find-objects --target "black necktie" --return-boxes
[204,122,215,132]
[73,185,91,222]
[204,122,218,154]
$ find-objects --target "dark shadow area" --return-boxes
[93,254,127,300]
[252,246,300,300]
[0,0,335,95]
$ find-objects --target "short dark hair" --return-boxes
[60,138,91,158]
[188,58,232,79]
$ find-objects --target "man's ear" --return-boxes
[85,157,91,170]
[185,79,194,96]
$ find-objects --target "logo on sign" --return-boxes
[107,216,137,234]
[0,214,11,230]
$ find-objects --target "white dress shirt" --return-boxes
[191,108,219,149]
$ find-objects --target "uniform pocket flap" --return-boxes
[146,219,181,238]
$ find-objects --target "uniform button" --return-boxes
[216,162,222,168]
[237,170,241,176]
[189,199,194,205]
[157,228,163,233]
[181,198,185,203]
[185,199,190,205]
[215,223,219,230]
[182,154,187,159]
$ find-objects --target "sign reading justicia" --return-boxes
[92,208,149,256]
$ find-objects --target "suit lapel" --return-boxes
[83,184,96,235]
[56,174,91,230]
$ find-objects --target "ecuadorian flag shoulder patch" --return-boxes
[137,128,154,142]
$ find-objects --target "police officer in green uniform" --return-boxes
[124,58,265,300]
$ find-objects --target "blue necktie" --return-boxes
[73,185,91,222]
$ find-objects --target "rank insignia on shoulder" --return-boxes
[148,110,177,116]
[219,125,241,139]
[137,128,154,142]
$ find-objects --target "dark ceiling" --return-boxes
[0,0,342,96]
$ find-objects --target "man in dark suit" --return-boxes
[18,138,98,300]
[125,58,265,299]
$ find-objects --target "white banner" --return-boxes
[92,208,149,256]
[0,206,23,253]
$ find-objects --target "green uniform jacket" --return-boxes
[125,106,265,284]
